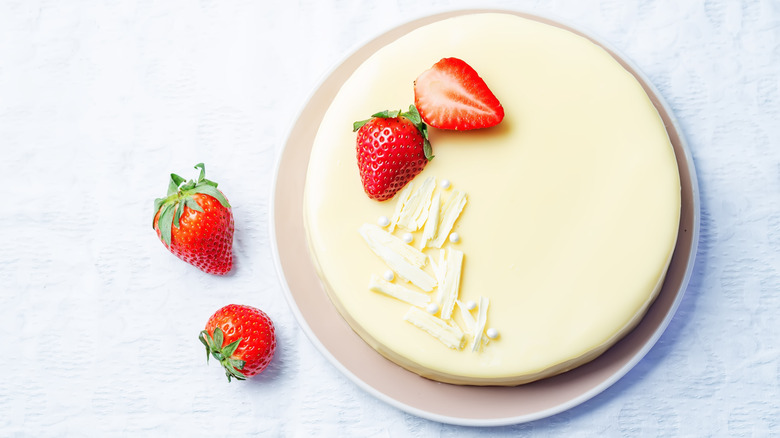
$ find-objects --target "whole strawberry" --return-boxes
[199,304,276,381]
[353,105,432,201]
[153,163,234,275]
[414,57,504,130]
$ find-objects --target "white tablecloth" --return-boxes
[2,0,778,436]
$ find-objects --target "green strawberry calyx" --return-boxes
[199,326,247,382]
[153,163,231,247]
[353,104,433,161]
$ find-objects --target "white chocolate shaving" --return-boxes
[456,299,477,334]
[359,223,426,267]
[430,190,467,248]
[471,296,490,352]
[431,249,447,306]
[419,192,440,250]
[359,223,436,291]
[404,306,464,350]
[369,275,430,307]
[389,184,413,232]
[396,177,436,231]
[439,249,464,320]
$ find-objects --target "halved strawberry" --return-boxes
[414,57,504,130]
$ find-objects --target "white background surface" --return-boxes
[1,0,778,436]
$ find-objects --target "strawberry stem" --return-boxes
[153,163,231,246]
[353,105,433,160]
[401,105,433,161]
[199,327,248,382]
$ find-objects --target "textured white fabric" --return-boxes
[1,0,778,436]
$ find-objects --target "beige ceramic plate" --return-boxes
[271,9,700,426]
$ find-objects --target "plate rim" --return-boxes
[269,8,701,426]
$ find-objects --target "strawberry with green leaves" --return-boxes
[153,163,234,275]
[199,304,276,381]
[354,105,433,201]
[414,57,504,130]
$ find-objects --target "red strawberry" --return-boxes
[414,57,504,130]
[153,163,234,275]
[354,105,433,201]
[199,304,276,381]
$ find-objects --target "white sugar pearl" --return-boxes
[486,328,499,339]
[465,300,477,311]
[440,179,451,189]
[383,270,395,281]
[377,216,390,227]
[449,232,460,243]
[402,232,413,243]
[426,303,439,314]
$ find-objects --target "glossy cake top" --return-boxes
[304,13,680,385]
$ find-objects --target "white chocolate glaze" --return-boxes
[304,13,680,385]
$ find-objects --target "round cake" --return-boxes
[303,12,680,386]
